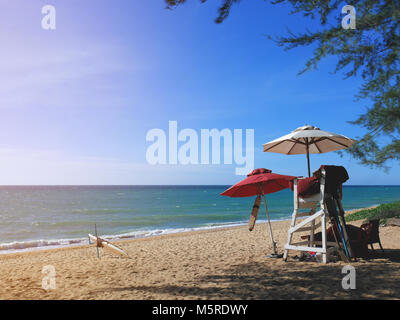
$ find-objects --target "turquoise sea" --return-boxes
[0,185,399,253]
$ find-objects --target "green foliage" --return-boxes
[164,0,242,23]
[269,1,400,169]
[345,201,400,223]
[164,0,400,169]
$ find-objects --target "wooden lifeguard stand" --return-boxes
[283,169,353,263]
[283,171,328,263]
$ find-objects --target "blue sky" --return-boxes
[0,0,398,185]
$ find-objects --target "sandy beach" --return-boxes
[0,207,399,300]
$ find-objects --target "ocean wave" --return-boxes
[0,238,87,253]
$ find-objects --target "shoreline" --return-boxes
[0,205,378,257]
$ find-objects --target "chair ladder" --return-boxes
[283,172,328,263]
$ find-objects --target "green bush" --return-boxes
[345,201,400,224]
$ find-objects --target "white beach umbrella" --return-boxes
[263,125,357,176]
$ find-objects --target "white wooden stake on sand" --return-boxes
[89,224,129,259]
[95,223,100,258]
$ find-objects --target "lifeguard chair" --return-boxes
[283,166,354,263]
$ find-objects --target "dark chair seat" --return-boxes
[361,219,384,252]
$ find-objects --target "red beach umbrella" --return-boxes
[221,168,296,258]
[221,168,296,198]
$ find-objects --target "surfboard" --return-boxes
[248,195,261,231]
[88,234,129,257]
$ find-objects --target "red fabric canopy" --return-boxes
[289,176,319,198]
[221,168,296,198]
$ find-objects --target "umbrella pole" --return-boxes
[261,192,278,256]
[95,223,100,259]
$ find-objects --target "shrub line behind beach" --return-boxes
[345,201,400,224]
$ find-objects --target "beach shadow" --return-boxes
[366,248,400,262]
[106,255,400,299]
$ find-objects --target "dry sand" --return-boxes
[0,208,399,300]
